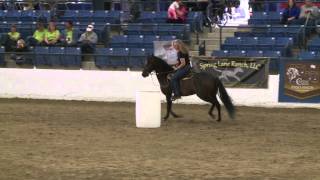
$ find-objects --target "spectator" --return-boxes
[44,21,60,46]
[167,0,183,23]
[10,39,30,65]
[78,24,98,53]
[1,24,21,51]
[28,22,47,46]
[177,2,188,23]
[294,0,319,35]
[250,0,264,12]
[60,21,78,46]
[282,0,300,24]
[299,0,319,20]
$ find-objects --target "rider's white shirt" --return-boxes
[164,49,178,65]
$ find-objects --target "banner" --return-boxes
[192,57,269,88]
[153,41,178,66]
[279,60,320,103]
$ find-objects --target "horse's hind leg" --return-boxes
[209,97,221,122]
[216,100,221,122]
[208,104,216,119]
[171,110,182,118]
[163,95,172,121]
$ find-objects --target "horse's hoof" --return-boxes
[173,115,182,118]
[163,117,169,121]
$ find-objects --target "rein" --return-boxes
[154,70,175,75]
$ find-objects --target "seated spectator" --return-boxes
[10,39,30,65]
[167,0,183,23]
[1,24,21,51]
[28,22,47,46]
[282,0,300,24]
[78,24,98,54]
[44,22,61,46]
[60,21,78,46]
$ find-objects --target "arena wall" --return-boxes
[0,68,319,108]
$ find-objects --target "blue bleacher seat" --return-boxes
[229,50,246,57]
[4,10,21,22]
[145,48,154,56]
[0,46,5,66]
[246,50,263,57]
[77,10,93,23]
[125,24,143,35]
[127,35,144,48]
[129,48,146,68]
[65,47,81,67]
[106,48,129,67]
[258,37,276,50]
[34,46,49,66]
[212,50,229,57]
[159,35,176,41]
[20,10,36,22]
[242,37,258,46]
[222,37,242,50]
[92,11,107,23]
[95,48,109,68]
[48,47,65,66]
[263,50,281,58]
[298,51,317,60]
[61,10,79,22]
[143,35,159,48]
[110,35,128,48]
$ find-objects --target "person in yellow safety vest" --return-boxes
[27,22,47,46]
[44,21,61,46]
[0,24,21,51]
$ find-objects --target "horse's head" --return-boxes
[142,55,156,77]
[142,55,173,78]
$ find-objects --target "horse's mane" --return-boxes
[149,55,174,71]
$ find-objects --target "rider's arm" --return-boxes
[175,58,186,69]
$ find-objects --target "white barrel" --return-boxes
[136,91,161,128]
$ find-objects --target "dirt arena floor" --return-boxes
[0,99,319,180]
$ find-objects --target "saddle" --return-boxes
[167,71,194,81]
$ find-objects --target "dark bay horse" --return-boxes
[142,55,235,121]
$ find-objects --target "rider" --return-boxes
[171,39,191,101]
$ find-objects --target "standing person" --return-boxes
[60,21,78,46]
[250,0,265,12]
[177,1,189,23]
[167,0,182,23]
[298,0,319,21]
[170,40,191,101]
[78,24,98,54]
[294,0,319,35]
[282,0,300,24]
[44,21,60,46]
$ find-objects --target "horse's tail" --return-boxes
[217,79,235,119]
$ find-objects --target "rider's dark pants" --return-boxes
[171,65,191,96]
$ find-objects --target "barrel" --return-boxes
[135,91,161,128]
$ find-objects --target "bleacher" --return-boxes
[1,0,319,72]
[0,5,200,69]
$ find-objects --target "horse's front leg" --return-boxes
[163,95,172,121]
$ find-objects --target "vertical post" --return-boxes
[196,32,199,45]
[219,26,222,49]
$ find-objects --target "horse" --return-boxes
[142,55,235,122]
